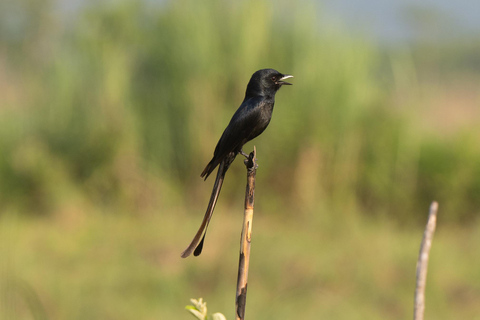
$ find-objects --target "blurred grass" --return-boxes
[2,209,480,319]
[1,0,480,318]
[1,0,479,222]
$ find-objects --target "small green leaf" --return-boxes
[186,298,226,320]
[186,308,205,320]
[186,298,208,320]
[211,312,227,320]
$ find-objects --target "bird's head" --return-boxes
[246,69,293,97]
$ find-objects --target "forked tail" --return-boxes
[181,155,234,258]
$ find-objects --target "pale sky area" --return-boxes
[324,0,480,43]
[60,0,480,44]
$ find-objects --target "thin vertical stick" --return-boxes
[414,201,439,320]
[235,146,257,320]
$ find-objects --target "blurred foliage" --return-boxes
[1,1,480,319]
[1,209,480,319]
[0,0,479,224]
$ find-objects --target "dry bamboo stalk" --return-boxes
[414,201,439,320]
[235,146,257,320]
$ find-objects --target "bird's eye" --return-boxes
[271,76,276,82]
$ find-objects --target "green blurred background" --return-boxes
[1,0,479,319]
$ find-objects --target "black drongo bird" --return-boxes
[181,68,293,258]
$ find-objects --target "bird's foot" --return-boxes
[240,150,249,159]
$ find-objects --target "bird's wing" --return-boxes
[201,97,264,180]
[215,97,265,154]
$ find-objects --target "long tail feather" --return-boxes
[181,155,234,258]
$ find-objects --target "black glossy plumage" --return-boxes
[181,68,293,258]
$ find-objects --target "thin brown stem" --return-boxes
[235,146,257,320]
[414,201,439,320]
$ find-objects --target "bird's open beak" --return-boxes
[278,74,293,85]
